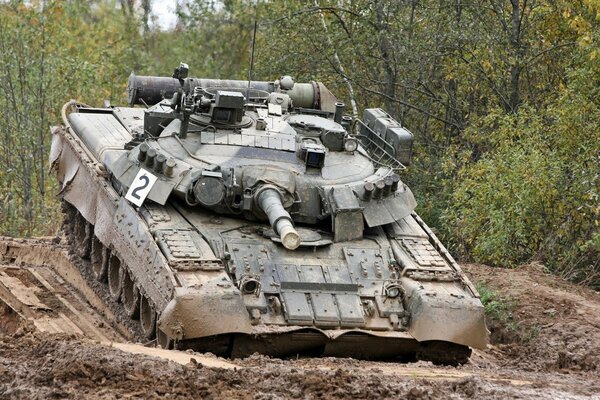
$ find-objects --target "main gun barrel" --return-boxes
[257,189,300,250]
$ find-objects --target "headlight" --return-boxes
[384,283,403,299]
[240,275,261,295]
[344,137,358,152]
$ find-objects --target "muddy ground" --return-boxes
[1,240,599,399]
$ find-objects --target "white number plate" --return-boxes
[125,169,158,207]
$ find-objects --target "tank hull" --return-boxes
[50,101,487,364]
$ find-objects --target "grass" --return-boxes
[476,281,544,343]
[476,282,513,321]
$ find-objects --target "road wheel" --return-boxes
[90,237,107,282]
[121,268,140,319]
[140,295,156,339]
[107,252,122,302]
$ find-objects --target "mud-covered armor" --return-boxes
[50,63,487,364]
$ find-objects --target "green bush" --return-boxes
[442,63,600,287]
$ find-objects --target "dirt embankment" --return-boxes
[1,239,599,399]
[463,262,600,373]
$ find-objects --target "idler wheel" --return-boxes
[90,237,107,282]
[107,253,123,302]
[121,268,140,319]
[140,295,156,339]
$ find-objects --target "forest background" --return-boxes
[0,0,598,288]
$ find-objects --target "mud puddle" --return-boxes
[1,238,599,399]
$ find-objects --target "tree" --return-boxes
[0,0,145,235]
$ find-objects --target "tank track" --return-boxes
[417,341,472,366]
[61,201,154,344]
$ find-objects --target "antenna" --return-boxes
[246,4,258,103]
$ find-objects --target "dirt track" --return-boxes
[1,238,599,399]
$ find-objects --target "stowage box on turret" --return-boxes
[50,63,487,364]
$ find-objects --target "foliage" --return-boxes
[442,4,600,286]
[0,0,145,235]
[0,0,597,287]
[145,0,256,78]
[445,108,564,265]
[475,281,514,323]
[476,281,542,343]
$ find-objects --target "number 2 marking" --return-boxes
[130,175,150,200]
[125,169,158,207]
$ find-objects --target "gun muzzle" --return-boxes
[257,188,300,250]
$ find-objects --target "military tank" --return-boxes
[50,63,487,364]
